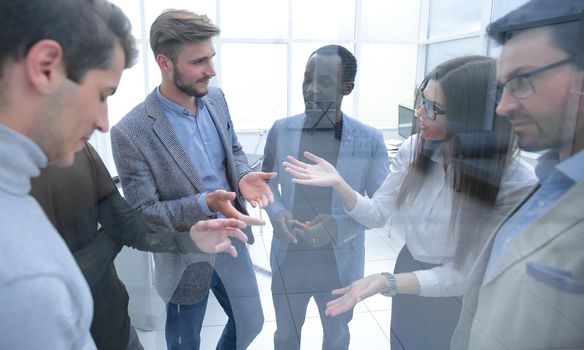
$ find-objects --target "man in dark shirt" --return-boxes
[30,143,250,350]
[262,45,389,349]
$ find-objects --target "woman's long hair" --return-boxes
[396,55,516,268]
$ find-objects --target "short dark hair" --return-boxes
[310,45,357,84]
[0,0,137,83]
[487,0,584,69]
[150,9,220,63]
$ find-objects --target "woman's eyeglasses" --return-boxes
[418,93,447,120]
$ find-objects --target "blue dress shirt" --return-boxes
[484,149,584,281]
[156,88,231,217]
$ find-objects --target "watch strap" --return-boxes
[380,272,398,297]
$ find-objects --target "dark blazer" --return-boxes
[111,87,252,304]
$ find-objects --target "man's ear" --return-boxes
[156,54,173,74]
[25,39,65,94]
[342,82,354,95]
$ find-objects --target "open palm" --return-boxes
[207,189,265,225]
[239,171,277,208]
[325,274,388,317]
[189,218,248,257]
[283,151,341,188]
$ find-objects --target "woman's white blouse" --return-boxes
[347,135,537,297]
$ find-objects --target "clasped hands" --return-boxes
[280,152,379,317]
[273,210,337,248]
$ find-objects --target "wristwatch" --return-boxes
[380,272,398,297]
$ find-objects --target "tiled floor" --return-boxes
[135,210,403,349]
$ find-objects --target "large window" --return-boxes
[81,1,577,350]
[220,43,288,129]
[361,0,421,42]
[425,37,482,72]
[220,0,288,39]
[428,0,482,38]
[358,44,418,128]
[96,0,422,174]
[98,0,538,172]
[491,0,530,22]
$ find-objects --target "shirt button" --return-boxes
[537,200,546,208]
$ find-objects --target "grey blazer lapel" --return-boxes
[333,114,357,209]
[459,183,539,318]
[145,92,206,192]
[485,180,584,284]
[334,114,359,175]
[202,95,238,188]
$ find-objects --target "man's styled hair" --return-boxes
[150,9,220,63]
[0,0,137,83]
[487,0,584,69]
[310,45,358,84]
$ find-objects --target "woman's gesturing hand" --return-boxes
[282,151,342,188]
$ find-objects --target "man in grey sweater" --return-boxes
[30,143,252,350]
[0,1,249,349]
[0,1,135,349]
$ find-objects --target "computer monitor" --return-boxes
[398,104,415,139]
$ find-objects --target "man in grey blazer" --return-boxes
[452,1,584,348]
[262,45,389,349]
[111,10,276,350]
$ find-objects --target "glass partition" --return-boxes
[429,0,482,38]
[426,36,482,72]
[21,1,582,350]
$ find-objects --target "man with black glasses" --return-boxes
[452,0,584,348]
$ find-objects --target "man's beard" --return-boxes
[173,68,207,98]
